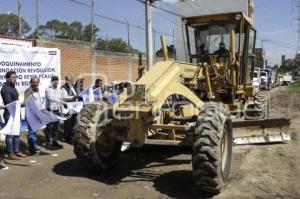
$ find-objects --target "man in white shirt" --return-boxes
[61,75,79,143]
[45,76,65,150]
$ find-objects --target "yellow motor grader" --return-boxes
[73,12,290,197]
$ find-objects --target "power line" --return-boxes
[93,13,125,25]
[93,13,172,37]
[257,37,296,48]
[68,0,91,7]
[257,38,297,50]
[137,0,185,18]
[67,0,173,37]
[267,41,297,50]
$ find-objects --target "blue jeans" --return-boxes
[5,135,20,156]
[4,114,20,156]
[27,125,37,154]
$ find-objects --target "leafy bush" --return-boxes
[288,79,300,92]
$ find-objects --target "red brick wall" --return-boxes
[37,38,146,86]
[95,52,145,83]
[37,38,93,86]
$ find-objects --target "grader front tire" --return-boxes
[73,104,122,172]
[192,102,232,197]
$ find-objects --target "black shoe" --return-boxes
[28,151,37,156]
[45,145,56,150]
[53,142,63,149]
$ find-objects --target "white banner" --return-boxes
[80,87,94,104]
[93,88,103,101]
[0,46,61,100]
[0,101,21,137]
[62,101,84,115]
[25,96,59,132]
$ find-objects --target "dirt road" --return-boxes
[0,87,299,199]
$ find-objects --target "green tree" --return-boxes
[279,58,295,73]
[70,21,83,40]
[83,23,99,42]
[155,44,176,58]
[44,19,73,38]
[96,38,141,53]
[31,20,100,41]
[0,13,31,36]
[278,53,300,73]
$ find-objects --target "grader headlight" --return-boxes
[235,14,242,21]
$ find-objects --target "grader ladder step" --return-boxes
[232,118,291,145]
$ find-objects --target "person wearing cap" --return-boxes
[214,42,229,55]
[1,71,26,160]
[61,74,79,143]
[45,76,65,150]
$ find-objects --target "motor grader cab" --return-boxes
[73,11,290,199]
[184,12,290,144]
[184,12,256,105]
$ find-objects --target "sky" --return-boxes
[0,0,297,66]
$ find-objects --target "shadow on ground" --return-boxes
[53,145,199,199]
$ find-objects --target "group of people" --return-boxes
[0,71,106,165]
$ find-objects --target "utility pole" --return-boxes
[17,0,22,37]
[36,0,39,37]
[91,0,95,44]
[153,28,156,63]
[261,39,270,51]
[172,28,176,60]
[125,18,130,51]
[91,0,96,83]
[126,18,132,81]
[261,39,270,69]
[145,0,154,69]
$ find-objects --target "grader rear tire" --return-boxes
[73,103,122,172]
[192,102,232,197]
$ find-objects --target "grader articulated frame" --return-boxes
[73,12,290,197]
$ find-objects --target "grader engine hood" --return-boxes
[131,61,204,112]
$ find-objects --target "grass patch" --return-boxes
[288,79,300,92]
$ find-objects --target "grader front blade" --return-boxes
[232,118,291,145]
